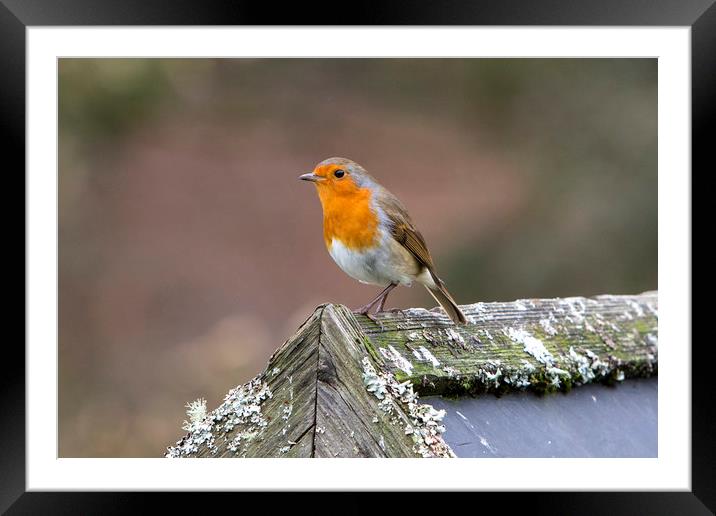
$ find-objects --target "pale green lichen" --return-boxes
[378,345,414,375]
[166,376,272,458]
[506,328,555,365]
[362,357,455,458]
[413,346,440,368]
[443,366,460,378]
[539,316,559,336]
[182,398,208,431]
[363,367,388,399]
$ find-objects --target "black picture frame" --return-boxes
[5,0,709,513]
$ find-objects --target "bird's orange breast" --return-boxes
[317,183,379,251]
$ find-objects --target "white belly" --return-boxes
[328,235,419,287]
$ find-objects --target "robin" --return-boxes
[300,157,467,324]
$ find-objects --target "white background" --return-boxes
[27,27,690,490]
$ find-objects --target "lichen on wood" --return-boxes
[354,291,658,396]
[166,308,323,458]
[165,291,658,458]
[166,304,454,458]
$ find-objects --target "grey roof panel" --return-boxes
[427,378,657,458]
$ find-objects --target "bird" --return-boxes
[299,157,467,324]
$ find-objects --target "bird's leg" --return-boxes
[376,283,398,313]
[354,283,396,315]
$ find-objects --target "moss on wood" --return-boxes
[354,292,657,396]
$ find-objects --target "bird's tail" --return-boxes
[422,272,467,325]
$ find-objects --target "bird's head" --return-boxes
[299,157,376,196]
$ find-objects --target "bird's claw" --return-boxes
[352,308,381,326]
[354,305,373,315]
[366,312,381,324]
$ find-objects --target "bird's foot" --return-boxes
[364,312,381,325]
[354,303,375,316]
[352,306,382,325]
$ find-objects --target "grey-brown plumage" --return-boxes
[376,190,467,324]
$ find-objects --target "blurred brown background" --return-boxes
[59,58,657,457]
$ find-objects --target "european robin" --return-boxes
[300,157,467,324]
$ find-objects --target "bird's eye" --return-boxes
[334,169,345,178]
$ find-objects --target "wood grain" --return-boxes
[166,291,658,458]
[354,292,658,395]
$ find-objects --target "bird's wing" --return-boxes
[376,189,435,270]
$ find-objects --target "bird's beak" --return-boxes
[299,172,323,182]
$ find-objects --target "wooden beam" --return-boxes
[166,304,451,458]
[354,291,658,396]
[165,291,657,458]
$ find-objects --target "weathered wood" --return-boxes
[355,292,658,396]
[314,305,417,457]
[194,308,321,458]
[165,291,658,458]
[166,304,451,458]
